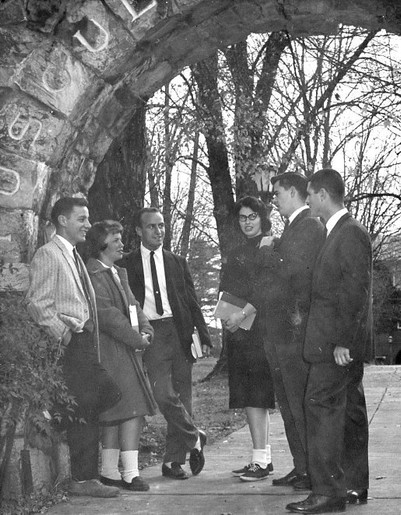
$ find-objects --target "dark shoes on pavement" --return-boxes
[273,468,311,490]
[232,462,273,477]
[346,488,368,504]
[286,493,346,513]
[100,475,150,491]
[162,462,189,480]
[121,476,150,491]
[189,429,207,475]
[68,478,119,497]
[239,463,270,482]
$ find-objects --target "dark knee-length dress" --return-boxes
[220,235,275,409]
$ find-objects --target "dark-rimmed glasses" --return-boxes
[239,212,259,222]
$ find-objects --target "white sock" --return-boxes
[121,450,139,482]
[101,448,121,480]
[194,434,201,451]
[252,449,268,468]
[266,444,272,464]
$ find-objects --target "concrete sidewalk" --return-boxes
[48,365,401,515]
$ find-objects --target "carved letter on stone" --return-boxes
[0,166,20,196]
[119,0,157,22]
[73,18,110,53]
[42,49,72,93]
[8,113,30,141]
[8,113,43,148]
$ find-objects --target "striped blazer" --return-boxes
[25,236,97,343]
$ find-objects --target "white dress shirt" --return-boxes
[326,208,348,237]
[288,205,309,225]
[140,244,173,320]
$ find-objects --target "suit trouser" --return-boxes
[305,361,369,498]
[62,330,121,481]
[264,337,309,474]
[144,318,198,464]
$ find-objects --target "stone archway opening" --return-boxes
[1,0,401,293]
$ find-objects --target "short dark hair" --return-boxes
[234,196,271,234]
[271,172,308,200]
[135,207,162,228]
[85,220,123,259]
[51,197,88,227]
[308,168,345,204]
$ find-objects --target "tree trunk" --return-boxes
[88,100,148,249]
[180,130,199,258]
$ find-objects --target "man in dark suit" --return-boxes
[122,207,212,479]
[286,169,372,514]
[256,173,324,490]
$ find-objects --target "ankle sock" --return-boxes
[101,448,121,480]
[266,444,272,464]
[252,449,268,468]
[121,450,139,482]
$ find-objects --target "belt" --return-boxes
[149,317,174,323]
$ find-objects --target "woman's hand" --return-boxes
[259,236,275,248]
[223,312,245,333]
[136,332,151,351]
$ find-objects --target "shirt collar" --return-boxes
[288,205,308,225]
[326,208,348,236]
[140,243,163,257]
[55,234,74,256]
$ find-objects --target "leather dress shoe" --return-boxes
[286,493,346,513]
[67,479,119,498]
[189,429,207,475]
[121,476,149,491]
[273,468,307,487]
[293,474,312,490]
[347,488,368,504]
[100,475,123,487]
[162,462,189,480]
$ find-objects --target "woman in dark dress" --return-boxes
[85,221,156,492]
[220,196,275,482]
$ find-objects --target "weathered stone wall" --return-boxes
[0,0,400,291]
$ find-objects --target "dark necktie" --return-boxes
[150,251,164,316]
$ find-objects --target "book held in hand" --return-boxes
[129,304,139,332]
[214,291,256,331]
[191,330,203,359]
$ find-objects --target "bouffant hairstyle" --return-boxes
[85,220,123,259]
[234,196,271,235]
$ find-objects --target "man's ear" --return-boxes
[58,214,67,227]
[319,188,327,201]
[135,226,142,238]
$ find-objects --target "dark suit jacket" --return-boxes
[256,208,325,347]
[121,248,212,360]
[304,213,373,363]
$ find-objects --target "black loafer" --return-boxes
[293,474,312,490]
[99,476,123,487]
[286,493,346,513]
[346,488,368,504]
[273,468,305,486]
[162,462,189,480]
[121,476,149,491]
[189,429,207,475]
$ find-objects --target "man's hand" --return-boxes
[333,345,353,366]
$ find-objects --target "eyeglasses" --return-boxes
[239,213,259,222]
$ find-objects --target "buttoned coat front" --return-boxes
[86,258,156,422]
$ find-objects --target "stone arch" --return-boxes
[1,0,400,291]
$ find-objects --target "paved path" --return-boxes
[48,365,401,515]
